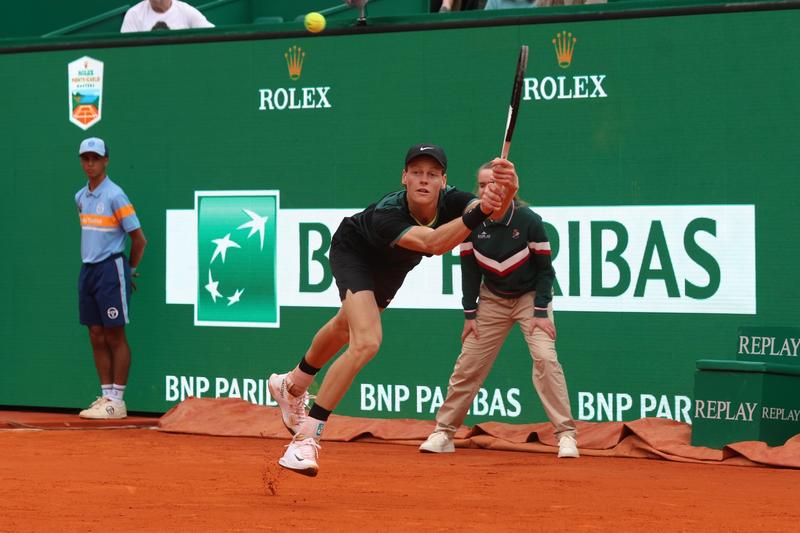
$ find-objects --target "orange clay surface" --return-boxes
[1,428,799,532]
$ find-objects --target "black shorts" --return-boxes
[330,236,416,309]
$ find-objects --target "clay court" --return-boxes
[2,402,799,532]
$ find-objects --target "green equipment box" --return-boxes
[692,360,800,448]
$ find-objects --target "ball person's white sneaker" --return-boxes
[79,396,105,417]
[79,397,127,419]
[268,373,309,435]
[557,435,580,458]
[278,436,321,477]
[419,431,455,453]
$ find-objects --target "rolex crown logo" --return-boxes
[552,31,577,69]
[285,45,305,80]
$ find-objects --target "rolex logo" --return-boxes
[258,46,332,111]
[523,30,606,101]
[285,45,305,80]
[552,31,577,68]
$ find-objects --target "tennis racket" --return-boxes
[500,45,529,159]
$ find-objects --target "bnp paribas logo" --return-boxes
[258,45,332,111]
[523,30,607,102]
[165,191,280,328]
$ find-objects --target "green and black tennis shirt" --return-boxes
[335,185,476,269]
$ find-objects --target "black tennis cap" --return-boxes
[405,144,447,172]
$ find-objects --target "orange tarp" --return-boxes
[158,397,800,469]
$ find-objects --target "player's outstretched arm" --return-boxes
[397,192,501,255]
[398,219,470,256]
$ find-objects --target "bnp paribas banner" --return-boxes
[167,202,755,316]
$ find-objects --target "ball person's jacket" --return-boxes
[460,201,555,319]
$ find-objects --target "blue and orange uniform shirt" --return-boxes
[75,176,141,263]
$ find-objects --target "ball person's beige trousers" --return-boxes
[435,284,577,438]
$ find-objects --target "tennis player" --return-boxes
[268,144,519,476]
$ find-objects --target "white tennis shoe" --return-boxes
[79,397,127,419]
[278,436,321,477]
[419,431,455,453]
[268,373,309,435]
[557,435,580,458]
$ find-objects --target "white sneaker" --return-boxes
[268,373,309,435]
[79,397,127,419]
[419,431,455,453]
[278,436,321,477]
[557,435,580,458]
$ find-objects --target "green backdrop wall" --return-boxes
[1,7,798,426]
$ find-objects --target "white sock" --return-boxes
[101,384,113,399]
[296,416,325,441]
[111,384,126,401]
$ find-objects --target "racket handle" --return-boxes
[500,141,511,159]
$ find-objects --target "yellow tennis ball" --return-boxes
[304,12,326,33]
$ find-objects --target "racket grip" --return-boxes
[500,141,511,159]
